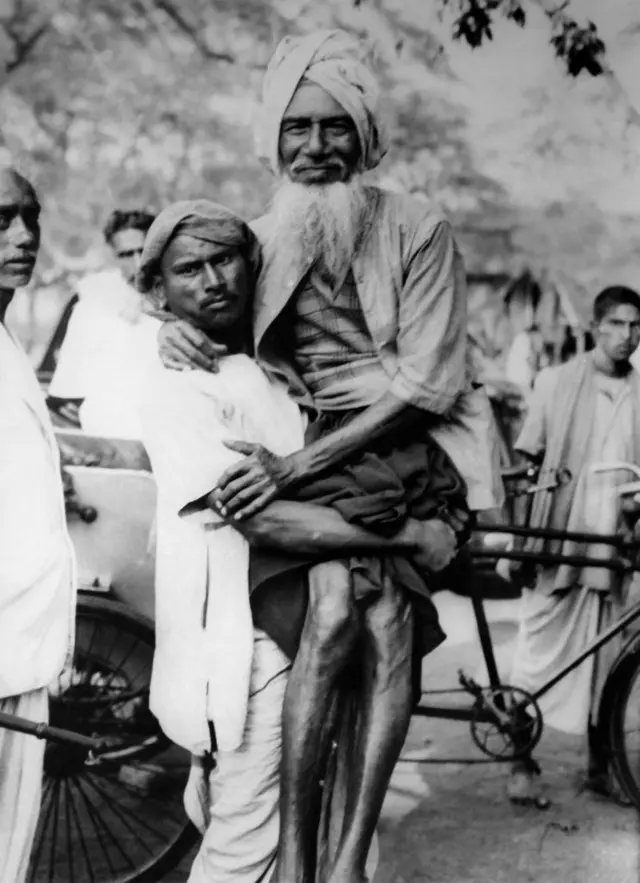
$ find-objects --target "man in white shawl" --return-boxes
[47,209,160,439]
[0,167,76,883]
[510,285,640,805]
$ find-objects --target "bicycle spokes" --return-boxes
[466,682,543,761]
[28,603,193,883]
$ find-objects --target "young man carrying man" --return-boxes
[138,199,470,882]
[158,29,502,882]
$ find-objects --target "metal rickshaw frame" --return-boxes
[408,464,640,812]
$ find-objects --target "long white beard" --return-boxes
[269,177,369,280]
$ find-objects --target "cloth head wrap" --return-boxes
[136,199,260,294]
[256,29,389,175]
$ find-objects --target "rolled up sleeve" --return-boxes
[389,220,468,415]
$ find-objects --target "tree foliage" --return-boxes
[2,0,511,275]
[1,0,639,356]
[436,0,606,77]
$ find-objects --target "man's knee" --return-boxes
[306,562,360,649]
[365,577,412,637]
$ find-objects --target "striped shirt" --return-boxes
[290,267,389,410]
[251,186,504,511]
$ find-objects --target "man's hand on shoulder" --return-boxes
[213,442,302,520]
[158,318,227,372]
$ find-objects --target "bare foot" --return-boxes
[507,763,551,809]
[580,771,633,807]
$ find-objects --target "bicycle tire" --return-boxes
[599,641,640,809]
[29,593,199,883]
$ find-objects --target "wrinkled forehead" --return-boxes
[283,80,351,122]
[0,170,39,212]
[162,232,237,266]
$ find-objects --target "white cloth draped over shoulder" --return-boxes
[0,323,76,698]
[141,355,305,755]
[48,270,161,440]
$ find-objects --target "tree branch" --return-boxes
[151,0,236,63]
[4,20,49,74]
[531,0,640,126]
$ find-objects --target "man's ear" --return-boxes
[145,277,171,318]
[151,276,167,307]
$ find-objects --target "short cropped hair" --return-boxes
[0,166,39,205]
[593,285,640,323]
[103,209,156,246]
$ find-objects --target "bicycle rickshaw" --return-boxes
[2,442,640,883]
[411,460,640,810]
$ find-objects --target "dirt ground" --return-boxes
[168,592,639,883]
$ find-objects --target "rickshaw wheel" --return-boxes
[601,639,640,809]
[28,595,198,883]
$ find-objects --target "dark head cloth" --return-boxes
[136,199,260,293]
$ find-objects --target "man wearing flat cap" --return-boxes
[159,28,503,883]
[138,200,301,883]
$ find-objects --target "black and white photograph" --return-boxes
[0,1,639,881]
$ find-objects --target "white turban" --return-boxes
[256,29,389,174]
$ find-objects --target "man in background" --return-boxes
[47,208,160,439]
[0,165,76,882]
[511,285,640,805]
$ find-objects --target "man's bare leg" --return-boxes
[274,561,361,883]
[328,575,414,883]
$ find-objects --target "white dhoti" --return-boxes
[511,577,628,736]
[512,368,640,738]
[187,635,290,883]
[0,689,48,883]
[184,636,381,883]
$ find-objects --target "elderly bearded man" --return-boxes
[159,30,502,883]
[0,167,76,883]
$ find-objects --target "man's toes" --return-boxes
[507,768,549,808]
